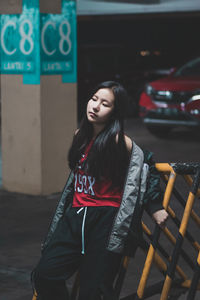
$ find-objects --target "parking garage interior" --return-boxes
[0,2,200,299]
[77,11,200,119]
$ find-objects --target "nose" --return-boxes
[93,101,100,112]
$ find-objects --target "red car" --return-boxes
[139,57,200,136]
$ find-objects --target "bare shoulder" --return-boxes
[116,134,132,153]
[124,135,132,153]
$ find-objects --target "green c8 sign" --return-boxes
[0,0,77,84]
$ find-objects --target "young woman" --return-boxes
[32,81,168,300]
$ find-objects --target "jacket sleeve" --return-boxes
[143,150,164,215]
[41,171,74,252]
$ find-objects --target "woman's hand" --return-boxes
[152,209,169,228]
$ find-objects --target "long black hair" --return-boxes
[68,81,130,187]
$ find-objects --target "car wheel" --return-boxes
[146,125,172,138]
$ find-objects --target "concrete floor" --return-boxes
[0,118,200,300]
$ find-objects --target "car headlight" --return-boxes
[157,90,173,99]
[189,89,200,102]
[190,95,200,101]
[145,84,154,96]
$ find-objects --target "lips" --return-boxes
[89,112,97,118]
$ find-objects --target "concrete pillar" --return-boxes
[0,0,77,194]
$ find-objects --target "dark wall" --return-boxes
[78,13,200,60]
[77,13,200,119]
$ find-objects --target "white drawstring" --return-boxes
[77,207,84,214]
[77,207,87,255]
[81,207,87,254]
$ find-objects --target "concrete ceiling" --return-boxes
[77,0,200,15]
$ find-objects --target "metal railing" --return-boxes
[117,163,200,300]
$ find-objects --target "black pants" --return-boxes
[33,206,122,300]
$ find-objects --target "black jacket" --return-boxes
[42,141,163,257]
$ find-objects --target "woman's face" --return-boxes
[87,88,115,125]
